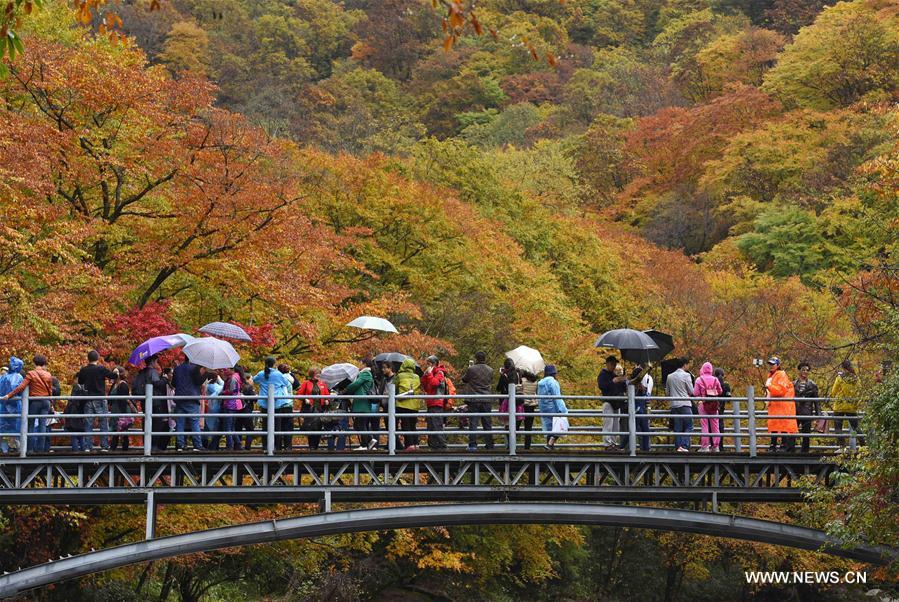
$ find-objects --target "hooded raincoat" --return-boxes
[830,372,859,413]
[394,358,421,411]
[0,357,24,438]
[765,367,797,434]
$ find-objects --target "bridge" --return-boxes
[0,386,878,596]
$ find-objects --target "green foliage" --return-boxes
[762,0,899,109]
[460,102,547,147]
[735,205,830,278]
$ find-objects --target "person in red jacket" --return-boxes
[420,355,450,450]
[296,369,330,450]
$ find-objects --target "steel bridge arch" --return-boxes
[1,503,894,598]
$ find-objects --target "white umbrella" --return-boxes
[504,345,546,374]
[198,322,252,342]
[320,363,360,388]
[183,337,240,369]
[346,316,398,333]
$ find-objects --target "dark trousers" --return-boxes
[467,401,494,449]
[151,401,170,451]
[523,405,537,450]
[770,434,795,452]
[426,406,447,449]
[797,418,813,453]
[396,407,419,449]
[354,415,376,447]
[236,404,255,450]
[834,413,864,446]
[275,407,293,450]
[635,398,650,452]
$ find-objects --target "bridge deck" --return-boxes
[0,453,835,504]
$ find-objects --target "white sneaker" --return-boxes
[354,446,368,451]
[698,446,710,453]
[676,447,689,453]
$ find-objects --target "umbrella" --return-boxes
[346,316,398,334]
[594,328,660,363]
[183,337,240,369]
[198,322,252,342]
[373,351,409,365]
[320,363,360,388]
[128,334,193,366]
[643,330,674,360]
[504,345,546,374]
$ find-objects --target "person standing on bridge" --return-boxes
[220,367,243,451]
[628,362,653,452]
[420,355,449,450]
[597,355,627,450]
[108,367,137,452]
[537,365,567,450]
[75,350,116,453]
[693,362,723,453]
[345,358,376,451]
[394,357,422,451]
[665,357,695,453]
[3,355,55,454]
[793,361,819,453]
[253,357,294,451]
[172,357,206,452]
[764,357,796,453]
[462,351,494,452]
[296,367,330,450]
[131,355,170,452]
[830,359,863,447]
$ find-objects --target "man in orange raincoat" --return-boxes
[764,357,797,452]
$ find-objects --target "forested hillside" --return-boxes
[0,0,897,599]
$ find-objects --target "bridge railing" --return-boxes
[0,384,866,457]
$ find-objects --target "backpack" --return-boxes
[444,376,457,396]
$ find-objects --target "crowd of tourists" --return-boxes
[0,348,868,455]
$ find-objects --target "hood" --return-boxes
[8,356,23,374]
[700,362,714,377]
[399,358,417,373]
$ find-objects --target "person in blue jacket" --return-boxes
[0,357,24,453]
[252,357,293,450]
[537,364,568,450]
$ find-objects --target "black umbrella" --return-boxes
[643,330,675,360]
[373,352,409,372]
[594,328,660,363]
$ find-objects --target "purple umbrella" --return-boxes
[128,334,194,366]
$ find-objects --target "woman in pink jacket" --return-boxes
[693,362,723,452]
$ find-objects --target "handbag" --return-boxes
[814,412,829,434]
[117,416,134,430]
[552,416,570,434]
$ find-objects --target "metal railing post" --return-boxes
[627,384,636,457]
[732,398,742,454]
[145,490,156,540]
[849,418,857,451]
[19,386,29,458]
[508,384,517,456]
[266,387,275,457]
[144,383,153,456]
[747,385,757,458]
[387,383,396,456]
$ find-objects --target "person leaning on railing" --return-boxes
[830,359,864,447]
[3,354,55,454]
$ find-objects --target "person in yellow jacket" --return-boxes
[394,358,422,451]
[830,359,864,446]
[764,357,796,453]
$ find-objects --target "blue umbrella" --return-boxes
[128,334,193,366]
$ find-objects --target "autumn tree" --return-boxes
[762,0,899,109]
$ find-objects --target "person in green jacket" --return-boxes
[345,359,377,451]
[394,357,421,451]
